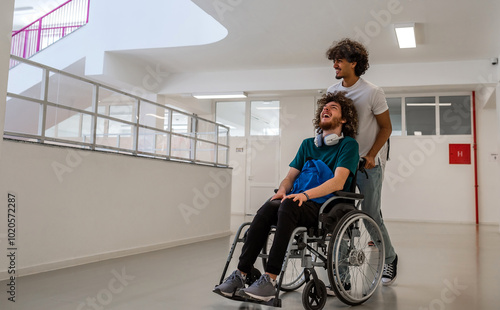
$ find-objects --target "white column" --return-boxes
[0,0,15,159]
[496,68,500,232]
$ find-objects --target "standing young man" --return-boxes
[326,38,398,285]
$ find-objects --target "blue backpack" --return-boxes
[290,159,334,204]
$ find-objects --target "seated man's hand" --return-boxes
[271,190,286,201]
[282,193,308,207]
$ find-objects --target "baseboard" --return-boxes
[0,231,231,281]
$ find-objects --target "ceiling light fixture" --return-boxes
[192,92,247,99]
[14,6,36,14]
[256,107,280,110]
[406,103,452,107]
[394,23,416,48]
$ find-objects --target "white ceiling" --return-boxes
[13,0,500,76]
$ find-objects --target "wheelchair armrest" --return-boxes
[332,191,364,200]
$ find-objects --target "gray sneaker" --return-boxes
[213,270,245,297]
[238,274,276,302]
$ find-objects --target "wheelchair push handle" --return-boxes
[358,157,368,179]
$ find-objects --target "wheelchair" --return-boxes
[216,159,385,310]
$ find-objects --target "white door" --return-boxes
[245,136,280,215]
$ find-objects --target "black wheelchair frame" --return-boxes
[216,159,385,309]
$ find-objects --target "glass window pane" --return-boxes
[216,101,245,137]
[45,106,91,143]
[4,97,41,135]
[250,100,280,136]
[171,134,193,160]
[48,72,94,110]
[196,141,216,163]
[387,97,402,136]
[405,97,436,135]
[109,105,133,122]
[197,119,217,143]
[138,127,169,156]
[95,117,134,150]
[218,146,228,165]
[98,87,136,122]
[8,63,44,100]
[139,101,169,131]
[172,112,193,136]
[218,125,229,145]
[439,96,471,135]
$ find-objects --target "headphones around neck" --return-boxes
[314,132,344,147]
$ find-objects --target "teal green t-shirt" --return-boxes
[289,136,359,192]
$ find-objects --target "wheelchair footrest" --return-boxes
[213,289,282,307]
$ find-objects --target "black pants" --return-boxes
[237,198,321,276]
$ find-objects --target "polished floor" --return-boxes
[1,217,500,310]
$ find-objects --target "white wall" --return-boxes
[476,94,500,224]
[382,135,475,223]
[497,85,500,232]
[0,0,14,157]
[0,140,231,280]
[160,60,497,95]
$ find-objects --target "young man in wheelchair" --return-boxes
[214,91,359,302]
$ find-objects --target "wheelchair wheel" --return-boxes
[261,229,306,291]
[301,279,327,310]
[326,210,385,306]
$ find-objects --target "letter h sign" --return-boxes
[449,144,471,164]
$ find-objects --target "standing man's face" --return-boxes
[333,58,357,80]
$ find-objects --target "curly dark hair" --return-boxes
[326,38,370,77]
[313,91,358,139]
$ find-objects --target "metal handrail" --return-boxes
[5,55,230,167]
[11,0,91,68]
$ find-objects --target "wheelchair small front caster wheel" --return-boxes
[302,279,327,310]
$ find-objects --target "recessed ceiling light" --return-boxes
[192,92,247,99]
[394,23,416,48]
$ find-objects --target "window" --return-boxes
[250,100,280,136]
[387,97,402,136]
[439,96,471,135]
[387,94,472,136]
[216,101,245,137]
[405,96,436,136]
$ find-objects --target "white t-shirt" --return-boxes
[327,78,389,162]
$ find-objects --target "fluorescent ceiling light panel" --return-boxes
[406,103,452,106]
[192,92,247,99]
[14,6,36,14]
[256,107,280,110]
[394,23,416,48]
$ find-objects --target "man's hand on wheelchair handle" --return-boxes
[363,155,376,169]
